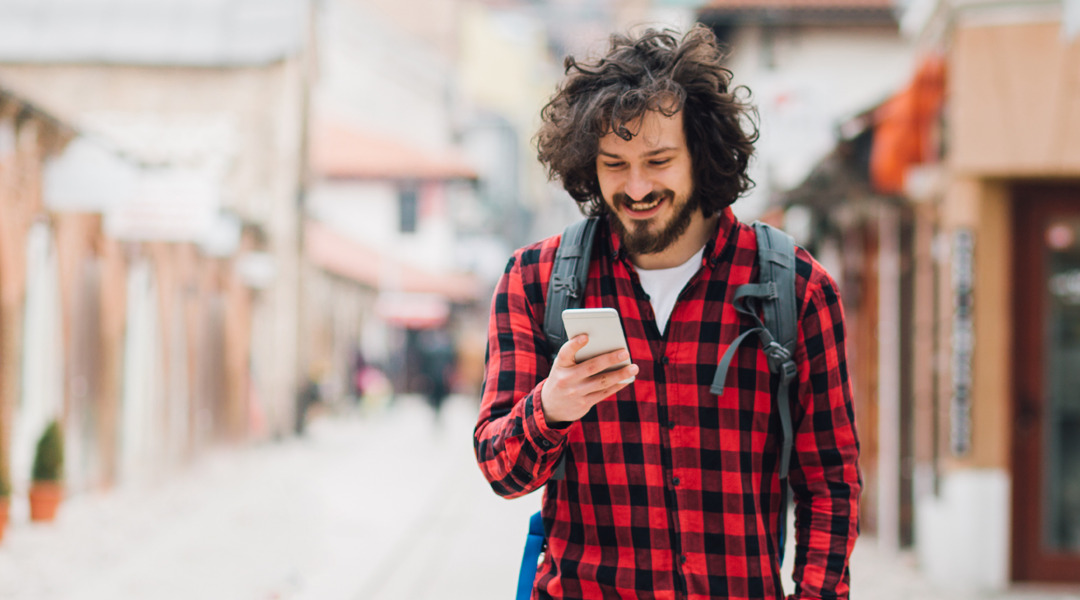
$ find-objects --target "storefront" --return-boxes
[784,2,1080,589]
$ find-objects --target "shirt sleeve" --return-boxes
[788,270,861,600]
[473,251,574,498]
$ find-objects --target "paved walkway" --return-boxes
[1,395,1077,600]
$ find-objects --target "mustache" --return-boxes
[613,189,674,207]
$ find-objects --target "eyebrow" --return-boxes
[598,147,678,159]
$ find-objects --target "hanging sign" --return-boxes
[950,228,974,456]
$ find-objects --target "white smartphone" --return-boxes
[561,307,634,384]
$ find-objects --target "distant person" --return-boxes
[295,376,321,436]
[474,26,860,599]
[351,345,367,403]
[422,329,457,421]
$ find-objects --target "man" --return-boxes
[474,26,860,600]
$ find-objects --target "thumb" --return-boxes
[554,334,588,368]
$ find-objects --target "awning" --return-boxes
[304,219,480,303]
[310,120,477,181]
[869,54,946,195]
[374,292,450,329]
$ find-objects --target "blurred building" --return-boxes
[697,0,915,219]
[304,0,490,399]
[0,0,312,495]
[776,0,1080,590]
[693,0,916,555]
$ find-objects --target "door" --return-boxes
[1012,184,1080,582]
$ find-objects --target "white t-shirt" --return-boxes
[634,247,705,336]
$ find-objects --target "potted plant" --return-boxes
[29,420,63,522]
[0,461,10,542]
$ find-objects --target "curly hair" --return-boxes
[536,25,759,216]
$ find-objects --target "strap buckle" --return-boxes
[551,275,579,299]
[763,342,797,384]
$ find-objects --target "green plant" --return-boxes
[0,464,9,499]
[31,420,63,483]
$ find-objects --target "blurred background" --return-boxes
[1,0,1080,598]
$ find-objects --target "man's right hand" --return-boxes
[540,334,639,425]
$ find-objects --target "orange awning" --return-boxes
[869,54,946,195]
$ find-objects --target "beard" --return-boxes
[606,188,700,256]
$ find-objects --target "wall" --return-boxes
[0,60,305,438]
[951,21,1080,176]
[906,13,1080,588]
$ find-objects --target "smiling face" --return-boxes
[596,110,700,260]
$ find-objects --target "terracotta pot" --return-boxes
[29,482,63,522]
[0,498,9,542]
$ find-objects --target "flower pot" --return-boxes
[29,482,62,522]
[0,498,9,542]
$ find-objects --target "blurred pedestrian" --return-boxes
[421,329,456,423]
[350,344,367,403]
[474,26,860,600]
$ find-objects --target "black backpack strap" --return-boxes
[542,217,599,481]
[543,217,599,358]
[753,222,798,480]
[708,222,799,565]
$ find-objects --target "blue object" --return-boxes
[516,511,546,600]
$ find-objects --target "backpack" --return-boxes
[515,217,799,600]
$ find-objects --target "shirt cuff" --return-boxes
[524,381,572,453]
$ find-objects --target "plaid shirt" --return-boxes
[475,209,860,600]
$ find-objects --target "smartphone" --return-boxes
[561,308,634,384]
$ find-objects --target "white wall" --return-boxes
[916,469,1011,590]
[724,25,916,218]
[308,180,458,273]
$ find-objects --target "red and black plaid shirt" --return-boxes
[475,209,860,600]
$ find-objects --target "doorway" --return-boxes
[1012,184,1080,582]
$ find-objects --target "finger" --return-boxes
[554,334,589,367]
[581,349,631,376]
[584,372,637,404]
[585,364,638,396]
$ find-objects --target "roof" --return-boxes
[0,0,307,66]
[699,0,897,24]
[311,122,477,181]
[304,219,480,302]
[0,83,77,138]
[703,0,894,7]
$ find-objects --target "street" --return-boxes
[1,395,1077,600]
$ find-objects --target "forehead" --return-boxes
[598,110,686,155]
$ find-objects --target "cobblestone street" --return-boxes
[1,396,1078,600]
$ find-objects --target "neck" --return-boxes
[630,212,718,270]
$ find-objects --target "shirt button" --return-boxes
[679,555,688,565]
[661,356,670,365]
[539,439,552,449]
[673,477,681,486]
[666,420,675,429]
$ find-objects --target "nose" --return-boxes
[624,167,652,201]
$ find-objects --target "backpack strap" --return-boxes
[709,221,798,478]
[543,217,600,358]
[542,217,599,482]
[517,219,600,593]
[708,221,799,564]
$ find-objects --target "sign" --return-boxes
[950,229,975,456]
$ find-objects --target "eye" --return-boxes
[649,158,672,166]
[601,161,626,169]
